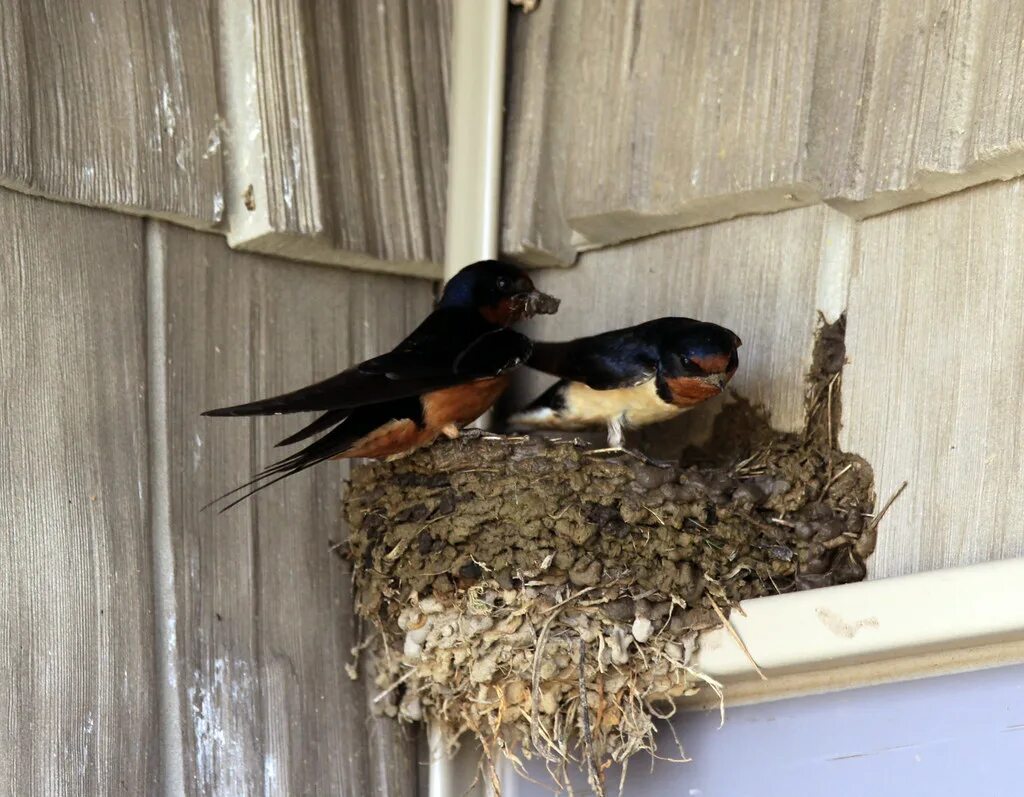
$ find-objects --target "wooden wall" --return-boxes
[0,188,433,794]
[0,0,450,276]
[159,224,432,794]
[0,189,160,795]
[501,0,1024,265]
[219,0,451,274]
[842,179,1024,577]
[0,2,445,792]
[0,0,223,227]
[4,1,1024,793]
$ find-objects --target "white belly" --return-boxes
[561,379,683,429]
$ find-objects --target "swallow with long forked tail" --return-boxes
[203,261,560,510]
[508,317,741,448]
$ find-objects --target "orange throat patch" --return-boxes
[663,374,727,408]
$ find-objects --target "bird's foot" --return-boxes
[587,446,676,469]
[606,416,625,449]
[440,423,461,440]
[456,426,492,440]
[632,450,677,469]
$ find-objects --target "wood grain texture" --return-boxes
[517,205,834,442]
[364,654,419,797]
[806,0,1024,217]
[841,179,1024,579]
[501,0,821,265]
[0,190,159,793]
[0,0,223,226]
[220,0,449,277]
[500,0,576,267]
[502,0,1024,266]
[159,223,432,795]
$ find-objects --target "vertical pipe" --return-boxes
[443,0,508,277]
[145,221,187,797]
[432,1,509,795]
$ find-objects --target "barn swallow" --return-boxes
[508,317,741,448]
[203,261,559,510]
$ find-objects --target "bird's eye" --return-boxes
[680,356,694,368]
[496,277,509,291]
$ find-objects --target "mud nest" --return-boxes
[342,317,876,792]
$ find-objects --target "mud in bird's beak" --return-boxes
[519,290,561,317]
[703,372,731,392]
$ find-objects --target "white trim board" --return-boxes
[489,560,1024,794]
[688,556,1024,709]
[434,2,510,795]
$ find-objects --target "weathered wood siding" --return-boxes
[0,189,431,794]
[502,0,819,265]
[0,0,223,227]
[810,0,1024,216]
[219,0,450,274]
[0,2,444,792]
[0,190,160,793]
[159,223,431,795]
[0,0,450,276]
[502,0,1024,265]
[5,0,1022,274]
[841,179,1024,578]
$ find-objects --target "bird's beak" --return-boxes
[703,373,729,391]
[520,290,561,317]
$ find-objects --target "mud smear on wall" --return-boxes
[342,315,874,794]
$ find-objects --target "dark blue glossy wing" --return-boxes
[203,308,520,417]
[527,328,659,390]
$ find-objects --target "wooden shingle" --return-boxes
[502,0,820,265]
[807,0,1024,217]
[158,223,431,794]
[220,0,450,276]
[502,0,1024,265]
[0,189,159,794]
[841,179,1024,578]
[0,0,223,226]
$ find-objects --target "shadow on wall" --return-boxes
[513,663,1024,796]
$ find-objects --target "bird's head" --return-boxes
[658,318,743,405]
[438,260,560,325]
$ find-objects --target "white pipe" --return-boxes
[432,2,509,796]
[443,0,509,278]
